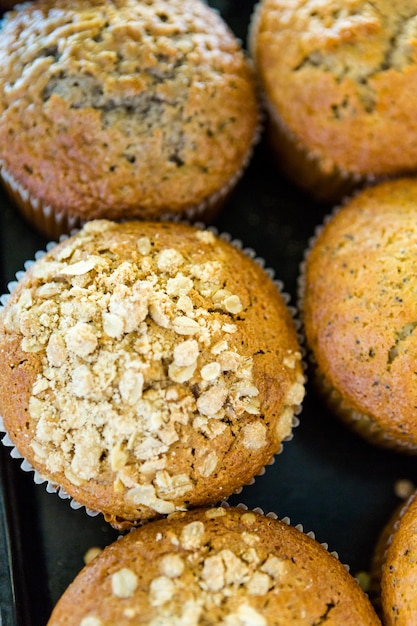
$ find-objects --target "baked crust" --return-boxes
[250,0,417,198]
[0,220,304,527]
[47,506,380,625]
[0,0,258,226]
[373,491,417,625]
[302,178,417,450]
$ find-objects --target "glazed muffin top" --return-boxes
[250,0,417,179]
[0,0,258,221]
[0,220,304,528]
[47,506,380,625]
[302,178,417,450]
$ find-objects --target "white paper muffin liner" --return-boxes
[0,222,305,523]
[297,201,417,452]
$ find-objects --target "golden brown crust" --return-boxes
[46,506,380,625]
[250,0,417,198]
[374,491,417,625]
[0,0,258,229]
[0,220,304,527]
[369,494,410,618]
[302,178,417,450]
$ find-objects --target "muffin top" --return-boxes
[0,0,258,220]
[379,491,417,625]
[47,506,380,625]
[302,178,417,450]
[250,0,417,178]
[0,220,304,527]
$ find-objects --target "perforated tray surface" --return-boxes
[1,2,417,624]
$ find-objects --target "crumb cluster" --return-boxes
[80,509,295,625]
[81,511,283,625]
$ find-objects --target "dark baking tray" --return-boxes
[1,2,417,624]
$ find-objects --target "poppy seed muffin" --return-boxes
[301,178,417,451]
[0,220,304,528]
[249,0,417,202]
[46,506,381,625]
[0,0,259,239]
[371,490,417,625]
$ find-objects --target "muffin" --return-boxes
[46,505,381,625]
[249,0,417,202]
[371,490,417,625]
[301,177,417,451]
[0,220,304,528]
[0,0,259,240]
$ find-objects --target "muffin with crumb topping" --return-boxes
[249,0,417,202]
[0,0,259,239]
[46,506,381,625]
[0,220,304,528]
[371,490,417,625]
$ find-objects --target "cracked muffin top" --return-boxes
[46,506,380,625]
[0,220,304,528]
[302,177,417,451]
[0,0,258,233]
[250,0,417,186]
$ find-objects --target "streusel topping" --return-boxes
[61,507,379,626]
[3,221,274,515]
[80,509,292,626]
[0,0,258,222]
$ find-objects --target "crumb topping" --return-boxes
[79,511,295,626]
[112,567,139,599]
[83,546,102,565]
[48,507,378,625]
[394,478,415,500]
[3,222,269,514]
[0,0,258,218]
[80,618,102,626]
